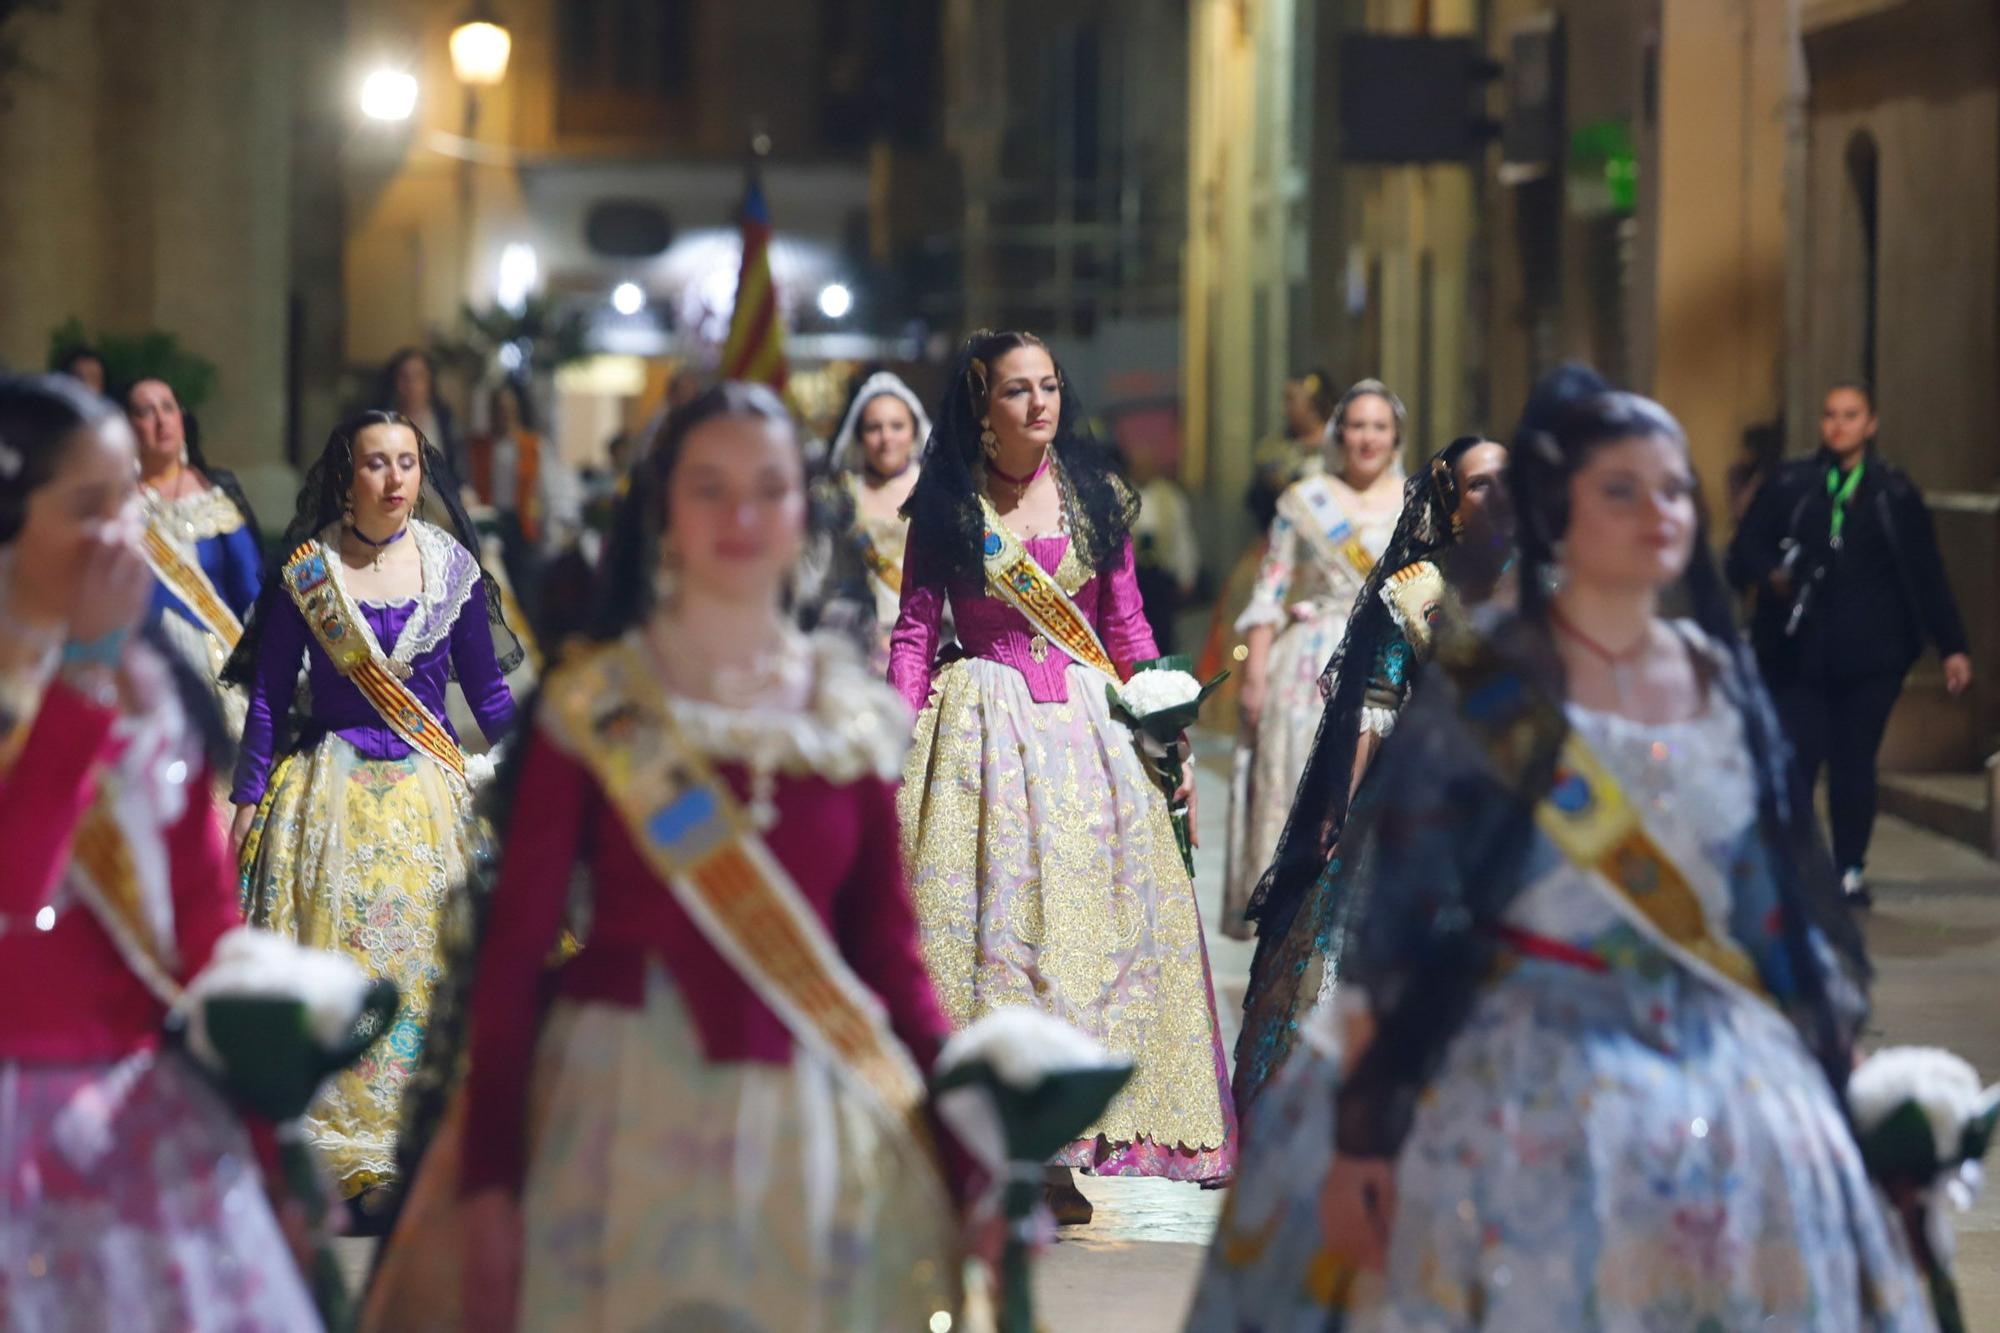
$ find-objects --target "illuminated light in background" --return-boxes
[928,1313,953,1333]
[818,282,853,320]
[496,242,538,314]
[449,20,512,87]
[496,343,523,371]
[612,282,646,316]
[35,905,56,931]
[359,70,419,123]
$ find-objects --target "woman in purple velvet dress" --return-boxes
[893,331,1236,1223]
[224,410,520,1213]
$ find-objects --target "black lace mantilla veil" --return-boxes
[899,329,1139,592]
[220,410,525,691]
[1324,366,1872,1160]
[1242,433,1506,936]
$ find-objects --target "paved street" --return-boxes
[335,733,2000,1331]
[1037,734,2000,1332]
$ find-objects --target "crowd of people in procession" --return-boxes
[0,310,1980,1331]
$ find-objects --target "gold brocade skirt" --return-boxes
[238,734,478,1196]
[900,659,1236,1182]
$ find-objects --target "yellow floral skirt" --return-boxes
[239,734,478,1196]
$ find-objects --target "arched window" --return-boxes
[1844,130,1880,391]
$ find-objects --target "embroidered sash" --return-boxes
[856,528,904,597]
[1441,634,1771,1007]
[1278,477,1378,581]
[976,496,1119,679]
[66,773,186,1008]
[281,539,466,782]
[544,640,947,1179]
[142,524,243,653]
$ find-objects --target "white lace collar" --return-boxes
[312,519,480,665]
[653,632,909,782]
[144,484,244,544]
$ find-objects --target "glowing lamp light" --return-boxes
[612,282,646,316]
[817,282,853,320]
[496,242,538,314]
[449,17,512,87]
[359,69,419,123]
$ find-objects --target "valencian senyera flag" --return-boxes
[720,173,788,391]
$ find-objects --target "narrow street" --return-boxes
[1037,735,2000,1331]
[334,733,2000,1331]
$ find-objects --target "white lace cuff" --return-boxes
[1361,705,1399,739]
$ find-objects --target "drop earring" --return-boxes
[1540,540,1568,598]
[980,418,999,461]
[655,548,682,605]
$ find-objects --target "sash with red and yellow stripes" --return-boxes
[1440,632,1771,1007]
[976,495,1120,679]
[69,796,186,1007]
[281,540,466,783]
[543,637,948,1185]
[142,524,243,653]
[1278,476,1378,581]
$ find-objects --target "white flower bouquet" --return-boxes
[932,1007,1134,1333]
[172,927,400,1329]
[1850,1045,2000,1333]
[1107,654,1228,876]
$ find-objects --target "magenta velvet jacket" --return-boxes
[887,531,1160,712]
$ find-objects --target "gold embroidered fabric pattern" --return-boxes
[900,658,1231,1171]
[145,486,245,544]
[239,736,481,1195]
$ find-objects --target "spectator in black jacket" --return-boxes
[1727,382,1972,904]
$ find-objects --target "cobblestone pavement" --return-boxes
[1038,735,2000,1332]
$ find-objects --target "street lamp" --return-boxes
[449,8,512,88]
[449,4,511,311]
[818,283,853,320]
[358,69,419,123]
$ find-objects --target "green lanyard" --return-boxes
[1826,461,1864,544]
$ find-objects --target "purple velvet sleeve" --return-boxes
[230,594,308,807]
[1097,539,1161,676]
[449,578,518,745]
[886,537,946,713]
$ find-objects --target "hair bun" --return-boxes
[1512,362,1611,451]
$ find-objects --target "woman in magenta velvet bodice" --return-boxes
[888,527,1158,710]
[893,331,1236,1221]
